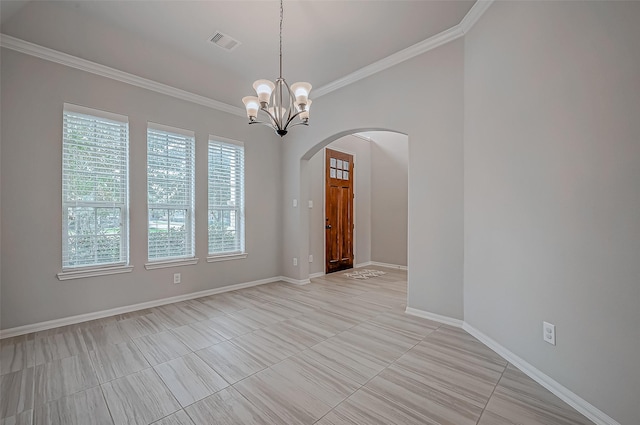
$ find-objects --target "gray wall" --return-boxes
[366,131,408,266]
[2,2,633,422]
[308,135,372,275]
[0,49,282,329]
[463,2,640,424]
[281,38,465,318]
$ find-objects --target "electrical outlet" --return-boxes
[292,199,298,208]
[543,321,555,345]
[293,257,298,266]
[173,273,181,284]
[309,254,313,263]
[308,200,313,208]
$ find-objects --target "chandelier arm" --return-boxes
[250,112,307,132]
[250,120,278,129]
[287,121,310,129]
[281,78,298,108]
[280,77,298,126]
[284,109,305,128]
[279,78,298,120]
[278,81,286,126]
[258,106,282,130]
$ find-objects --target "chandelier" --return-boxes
[242,0,312,137]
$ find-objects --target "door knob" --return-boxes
[325,225,332,229]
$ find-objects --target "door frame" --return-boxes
[323,146,357,273]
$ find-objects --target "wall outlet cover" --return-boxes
[543,321,556,345]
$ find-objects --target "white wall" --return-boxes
[308,135,372,275]
[463,2,640,424]
[0,49,282,329]
[365,131,408,266]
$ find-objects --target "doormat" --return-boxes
[344,269,387,279]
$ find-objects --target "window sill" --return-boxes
[57,265,134,281]
[144,258,199,270]
[207,252,248,263]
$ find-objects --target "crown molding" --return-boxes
[0,34,246,118]
[313,25,463,98]
[1,0,494,109]
[314,0,494,99]
[460,0,495,34]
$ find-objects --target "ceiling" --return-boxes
[1,0,475,108]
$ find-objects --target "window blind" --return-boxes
[62,103,129,268]
[147,123,195,260]
[208,138,245,255]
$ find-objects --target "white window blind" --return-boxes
[147,123,195,261]
[208,138,245,255]
[62,103,129,269]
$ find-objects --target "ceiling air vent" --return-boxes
[209,31,241,52]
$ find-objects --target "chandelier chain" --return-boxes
[279,0,283,79]
[242,0,311,136]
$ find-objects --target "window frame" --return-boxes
[207,136,246,261]
[145,122,197,267]
[58,103,132,280]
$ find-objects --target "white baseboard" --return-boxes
[370,261,408,270]
[278,276,310,285]
[0,278,621,425]
[405,307,464,328]
[462,323,620,425]
[309,272,325,279]
[355,261,373,268]
[0,276,280,339]
[404,307,619,425]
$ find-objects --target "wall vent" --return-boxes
[209,31,241,51]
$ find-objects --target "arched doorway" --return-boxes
[301,129,409,278]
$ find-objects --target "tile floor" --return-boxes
[0,267,594,425]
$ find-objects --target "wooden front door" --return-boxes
[325,148,354,274]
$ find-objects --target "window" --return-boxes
[147,123,195,262]
[62,104,129,270]
[208,138,245,258]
